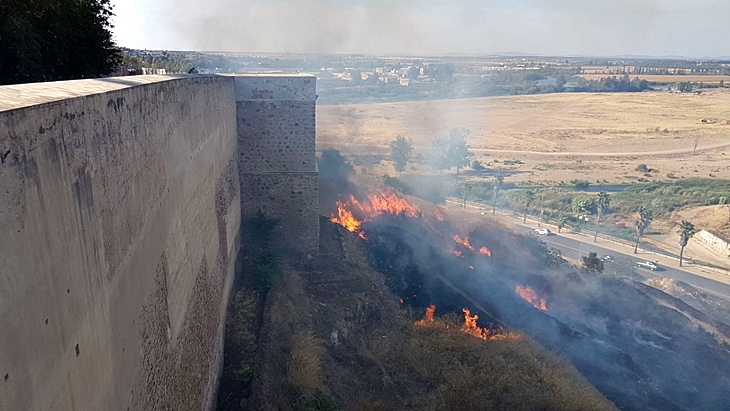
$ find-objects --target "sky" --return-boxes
[110,0,730,58]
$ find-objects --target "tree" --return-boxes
[389,135,413,173]
[582,252,604,273]
[460,182,473,209]
[522,190,535,223]
[556,214,567,233]
[677,220,697,267]
[429,137,450,173]
[445,128,473,173]
[594,192,610,242]
[0,0,122,85]
[492,175,503,216]
[633,207,653,254]
[317,148,354,183]
[571,195,597,214]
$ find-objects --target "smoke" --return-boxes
[113,0,730,57]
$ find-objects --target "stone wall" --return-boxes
[235,75,319,253]
[0,75,241,411]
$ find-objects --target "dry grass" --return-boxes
[317,89,730,184]
[364,312,618,411]
[578,74,730,83]
[288,332,326,392]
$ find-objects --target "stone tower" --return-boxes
[234,75,320,253]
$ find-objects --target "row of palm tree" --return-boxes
[489,182,700,267]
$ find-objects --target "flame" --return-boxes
[415,305,519,340]
[434,209,445,222]
[399,299,404,304]
[330,201,361,233]
[461,308,520,341]
[479,246,492,257]
[453,251,463,257]
[414,304,436,326]
[516,285,548,311]
[330,191,421,237]
[453,235,474,251]
[469,266,474,270]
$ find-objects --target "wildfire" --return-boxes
[330,191,421,237]
[453,251,463,257]
[414,305,520,341]
[414,304,436,326]
[434,208,445,222]
[515,285,548,311]
[453,235,474,251]
[478,246,492,257]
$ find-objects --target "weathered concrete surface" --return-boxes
[235,75,319,253]
[0,76,241,411]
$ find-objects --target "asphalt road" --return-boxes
[516,226,730,300]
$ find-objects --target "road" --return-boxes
[516,225,730,299]
[318,140,730,158]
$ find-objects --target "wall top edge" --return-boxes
[0,75,228,113]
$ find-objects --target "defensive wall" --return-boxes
[0,74,318,411]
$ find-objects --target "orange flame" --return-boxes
[461,308,520,341]
[453,235,474,251]
[469,266,474,270]
[453,251,463,257]
[515,285,548,311]
[434,209,445,222]
[415,305,519,340]
[414,304,436,326]
[478,246,492,257]
[330,191,421,237]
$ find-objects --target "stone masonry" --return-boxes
[235,75,320,253]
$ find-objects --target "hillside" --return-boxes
[216,216,618,411]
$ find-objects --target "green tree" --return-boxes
[429,137,450,173]
[318,148,354,183]
[389,135,413,173]
[556,214,567,233]
[460,182,473,209]
[446,128,473,173]
[581,252,604,273]
[0,0,122,85]
[677,220,697,267]
[492,175,503,216]
[572,195,597,214]
[633,206,653,254]
[522,190,535,223]
[594,192,610,242]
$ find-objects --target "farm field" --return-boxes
[317,89,730,185]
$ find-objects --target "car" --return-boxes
[637,261,658,271]
[600,255,615,262]
[534,228,551,236]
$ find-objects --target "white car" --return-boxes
[637,261,658,271]
[534,228,551,236]
[600,255,615,262]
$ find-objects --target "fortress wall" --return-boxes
[0,75,241,411]
[235,75,319,253]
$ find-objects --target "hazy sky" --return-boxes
[111,0,730,57]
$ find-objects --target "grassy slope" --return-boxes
[251,218,618,411]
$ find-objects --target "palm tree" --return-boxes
[522,190,535,223]
[633,206,653,254]
[678,220,697,267]
[492,175,503,216]
[556,214,567,233]
[594,191,610,242]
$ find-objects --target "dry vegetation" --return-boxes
[249,220,618,411]
[317,89,730,185]
[577,74,730,83]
